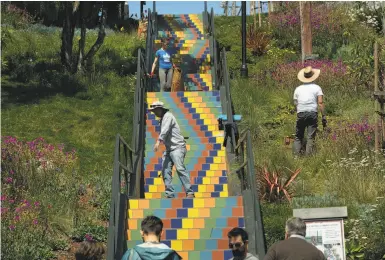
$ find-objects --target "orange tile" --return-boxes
[161,231,166,241]
[199,208,210,218]
[194,218,205,229]
[179,252,189,260]
[138,200,149,209]
[218,239,229,250]
[232,207,243,217]
[212,250,224,259]
[189,229,200,239]
[183,240,195,251]
[205,198,215,208]
[128,219,137,230]
[163,218,171,229]
[211,177,219,185]
[206,185,214,192]
[172,199,183,209]
[127,230,132,240]
[227,217,238,227]
[237,197,243,207]
[166,209,177,218]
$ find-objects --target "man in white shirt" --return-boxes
[293,66,327,155]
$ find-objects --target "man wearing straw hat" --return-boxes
[148,101,195,198]
[293,66,327,156]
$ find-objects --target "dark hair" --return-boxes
[227,227,249,242]
[75,241,105,260]
[141,215,163,236]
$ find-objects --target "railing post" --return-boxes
[246,131,266,259]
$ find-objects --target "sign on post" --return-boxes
[293,207,348,260]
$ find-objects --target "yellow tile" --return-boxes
[210,164,218,170]
[129,200,139,209]
[200,114,208,119]
[218,150,225,157]
[149,185,157,192]
[171,240,183,251]
[182,219,194,229]
[208,125,216,131]
[214,157,221,164]
[195,192,203,198]
[188,208,199,218]
[144,193,152,199]
[202,177,210,184]
[184,92,191,97]
[198,185,206,192]
[223,184,228,192]
[177,229,189,240]
[206,170,214,177]
[220,191,229,197]
[194,198,205,208]
[196,108,203,113]
[154,178,162,185]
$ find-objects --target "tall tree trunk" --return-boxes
[84,10,106,70]
[61,2,77,71]
[257,1,262,27]
[76,2,86,73]
[300,1,312,63]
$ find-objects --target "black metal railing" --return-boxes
[233,130,267,259]
[106,134,134,260]
[107,7,157,258]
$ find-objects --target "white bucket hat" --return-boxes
[297,66,320,83]
[148,101,168,111]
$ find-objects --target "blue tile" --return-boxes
[214,144,222,150]
[144,185,149,192]
[162,240,171,248]
[227,197,237,207]
[209,137,216,143]
[146,178,154,185]
[214,184,223,192]
[216,218,227,227]
[153,209,166,218]
[206,239,217,250]
[171,218,182,229]
[192,185,198,192]
[155,126,161,132]
[206,157,213,164]
[150,171,158,178]
[219,177,227,184]
[155,164,162,171]
[189,108,196,113]
[192,114,200,119]
[177,208,188,218]
[198,171,206,177]
[160,199,172,209]
[221,208,232,217]
[184,103,192,108]
[209,151,218,157]
[211,228,222,239]
[202,164,210,170]
[200,251,212,259]
[238,218,245,227]
[197,119,204,125]
[205,132,212,137]
[151,120,158,126]
[182,198,193,208]
[224,250,233,260]
[165,229,177,240]
[181,97,187,102]
[212,192,220,197]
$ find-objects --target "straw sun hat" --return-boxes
[148,101,168,111]
[297,66,320,83]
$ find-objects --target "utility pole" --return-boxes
[250,1,257,29]
[300,1,312,63]
[240,1,248,77]
[224,1,228,16]
[232,1,237,16]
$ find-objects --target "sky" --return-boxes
[127,1,269,17]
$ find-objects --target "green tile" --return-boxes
[205,218,216,228]
[189,251,200,259]
[200,228,212,239]
[216,198,227,208]
[143,209,155,216]
[149,199,161,209]
[126,240,139,248]
[194,239,206,251]
[131,230,142,240]
[210,207,222,218]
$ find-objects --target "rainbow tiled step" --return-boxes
[127,197,244,259]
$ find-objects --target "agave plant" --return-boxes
[246,24,271,56]
[258,167,301,203]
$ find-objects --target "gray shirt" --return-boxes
[230,253,259,260]
[158,111,185,151]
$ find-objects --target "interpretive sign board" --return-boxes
[293,207,348,260]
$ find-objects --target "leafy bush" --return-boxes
[246,25,271,56]
[1,4,34,29]
[1,136,80,259]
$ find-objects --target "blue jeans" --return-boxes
[162,147,194,198]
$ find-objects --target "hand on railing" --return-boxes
[147,72,155,78]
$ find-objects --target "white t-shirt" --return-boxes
[293,83,323,113]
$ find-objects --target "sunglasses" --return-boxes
[229,242,243,249]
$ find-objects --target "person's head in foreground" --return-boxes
[149,101,168,118]
[141,215,163,242]
[285,217,307,239]
[161,38,169,50]
[297,66,320,84]
[75,241,105,260]
[227,227,255,260]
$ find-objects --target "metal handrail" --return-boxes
[107,134,134,260]
[232,130,266,259]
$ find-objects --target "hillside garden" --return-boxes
[1,2,385,259]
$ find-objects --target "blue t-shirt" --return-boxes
[156,49,172,69]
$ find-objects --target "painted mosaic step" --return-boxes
[145,136,225,146]
[148,91,220,98]
[144,176,229,186]
[143,170,227,179]
[145,154,226,164]
[144,163,226,172]
[144,191,229,199]
[144,183,228,194]
[144,149,226,159]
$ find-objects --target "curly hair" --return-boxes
[75,241,105,260]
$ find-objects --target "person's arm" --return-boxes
[318,95,325,116]
[293,88,298,111]
[151,56,158,75]
[154,114,173,152]
[263,244,277,260]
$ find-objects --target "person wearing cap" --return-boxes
[293,66,327,156]
[150,39,174,92]
[149,101,195,198]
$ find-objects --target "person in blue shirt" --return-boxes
[150,39,174,92]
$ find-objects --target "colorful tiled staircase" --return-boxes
[126,14,244,260]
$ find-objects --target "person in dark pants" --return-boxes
[263,217,326,260]
[293,66,327,156]
[150,39,174,92]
